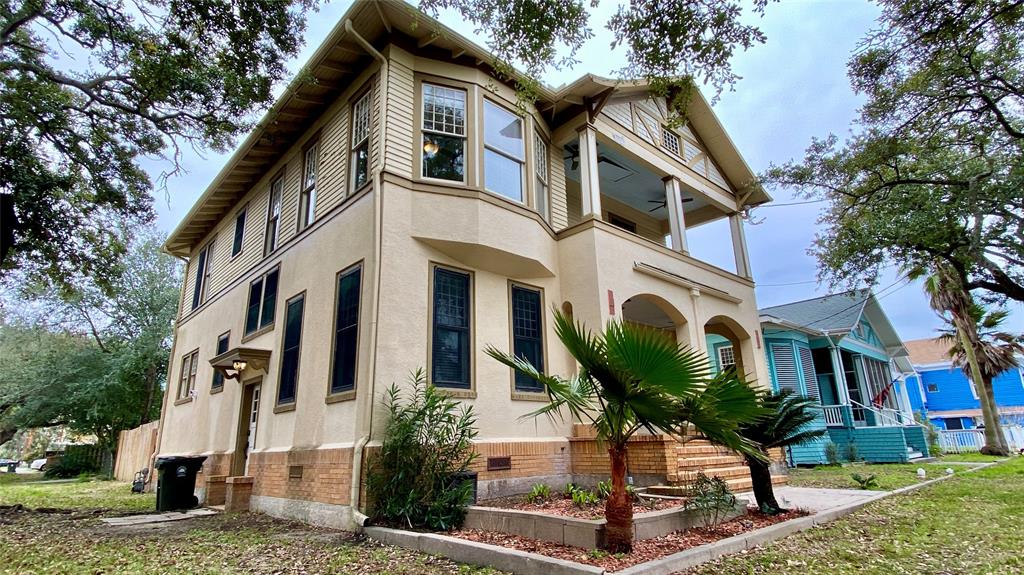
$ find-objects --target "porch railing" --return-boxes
[938,429,985,453]
[821,405,846,427]
[849,399,906,427]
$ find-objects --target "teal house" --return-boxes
[755,290,930,465]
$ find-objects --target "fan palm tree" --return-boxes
[917,263,1011,455]
[485,310,764,553]
[737,390,826,514]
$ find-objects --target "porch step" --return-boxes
[676,455,747,469]
[677,465,752,481]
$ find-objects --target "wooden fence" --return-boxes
[113,421,159,482]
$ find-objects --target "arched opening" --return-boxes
[704,315,750,378]
[561,300,574,320]
[620,294,690,347]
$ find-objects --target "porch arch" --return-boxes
[703,315,752,379]
[620,293,691,347]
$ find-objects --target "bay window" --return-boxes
[422,83,466,182]
[483,100,524,201]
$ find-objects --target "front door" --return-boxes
[232,380,261,477]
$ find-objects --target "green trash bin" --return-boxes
[155,456,207,511]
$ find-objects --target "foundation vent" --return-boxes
[486,456,512,471]
[288,465,303,479]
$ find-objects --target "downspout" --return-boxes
[345,18,387,526]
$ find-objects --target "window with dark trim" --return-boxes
[511,285,544,392]
[265,176,283,256]
[432,267,471,389]
[330,265,362,394]
[351,90,372,192]
[608,213,637,234]
[927,383,939,393]
[191,239,213,310]
[277,293,305,405]
[178,349,199,400]
[244,268,279,335]
[231,207,247,257]
[299,141,319,229]
[422,83,466,182]
[211,332,230,390]
[945,417,964,430]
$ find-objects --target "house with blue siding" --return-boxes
[755,290,930,465]
[904,338,1024,430]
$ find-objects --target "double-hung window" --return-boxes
[244,268,279,336]
[178,349,199,401]
[211,332,230,391]
[231,206,246,257]
[483,100,525,201]
[422,83,466,182]
[330,265,362,395]
[277,293,305,406]
[533,134,549,221]
[191,239,214,310]
[431,266,471,389]
[511,284,544,393]
[351,91,372,192]
[300,142,319,229]
[265,176,283,256]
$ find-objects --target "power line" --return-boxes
[755,199,827,208]
[768,276,911,333]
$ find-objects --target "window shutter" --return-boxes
[798,346,820,401]
[771,343,800,394]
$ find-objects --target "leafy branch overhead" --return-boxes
[763,0,1024,303]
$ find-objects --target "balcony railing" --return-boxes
[822,404,846,427]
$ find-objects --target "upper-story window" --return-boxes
[264,175,283,256]
[299,141,319,229]
[245,267,279,336]
[211,331,230,392]
[422,83,466,182]
[534,134,549,221]
[231,206,247,257]
[483,100,524,202]
[351,90,372,192]
[191,238,214,310]
[661,127,680,157]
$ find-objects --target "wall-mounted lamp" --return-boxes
[232,360,248,372]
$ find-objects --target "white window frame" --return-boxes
[717,344,736,371]
[265,175,284,256]
[661,127,681,157]
[299,141,319,229]
[350,89,372,193]
[482,98,525,202]
[533,132,549,221]
[421,82,468,183]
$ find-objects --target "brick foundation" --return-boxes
[247,447,353,507]
[225,476,253,512]
[205,475,227,506]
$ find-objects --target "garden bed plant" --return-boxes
[478,481,686,520]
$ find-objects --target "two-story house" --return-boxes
[156,0,773,529]
[904,337,1024,430]
[758,290,930,464]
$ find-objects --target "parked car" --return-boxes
[30,457,48,471]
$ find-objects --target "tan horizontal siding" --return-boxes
[316,104,350,218]
[386,60,415,177]
[549,141,568,230]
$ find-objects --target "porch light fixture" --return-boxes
[232,360,248,372]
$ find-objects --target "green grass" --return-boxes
[937,452,1009,463]
[787,462,973,491]
[689,458,1023,574]
[0,476,155,513]
[0,477,504,574]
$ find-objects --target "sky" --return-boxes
[149,0,1024,342]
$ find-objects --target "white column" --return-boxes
[577,124,601,217]
[663,176,688,253]
[729,213,752,278]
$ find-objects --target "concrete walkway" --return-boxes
[736,486,882,513]
[100,508,218,527]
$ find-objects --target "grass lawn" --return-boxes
[786,462,973,491]
[687,457,1024,574]
[0,476,504,574]
[937,452,1009,463]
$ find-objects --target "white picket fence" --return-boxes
[938,425,1024,454]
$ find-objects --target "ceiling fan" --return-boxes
[648,196,694,212]
[564,144,631,173]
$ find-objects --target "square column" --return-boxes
[577,124,601,217]
[662,176,688,253]
[729,213,752,278]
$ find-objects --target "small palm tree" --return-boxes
[486,310,764,552]
[737,390,826,514]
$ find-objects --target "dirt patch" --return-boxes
[478,493,687,520]
[449,508,808,571]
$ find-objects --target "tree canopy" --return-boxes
[765,0,1024,303]
[0,0,314,291]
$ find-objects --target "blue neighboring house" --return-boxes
[756,289,930,465]
[904,338,1024,430]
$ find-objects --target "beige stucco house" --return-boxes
[156,0,774,529]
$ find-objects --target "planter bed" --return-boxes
[479,494,687,520]
[450,508,807,572]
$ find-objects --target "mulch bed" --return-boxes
[449,508,808,571]
[477,494,687,520]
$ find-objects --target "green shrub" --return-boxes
[569,485,600,508]
[564,482,578,496]
[596,479,612,500]
[685,472,736,528]
[44,446,101,479]
[825,442,840,466]
[851,473,878,489]
[847,442,860,462]
[366,369,478,531]
[526,483,551,503]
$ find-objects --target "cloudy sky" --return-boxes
[149,0,1024,341]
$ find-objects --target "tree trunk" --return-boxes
[745,454,781,514]
[956,326,1009,455]
[604,444,633,553]
[980,375,1010,454]
[140,366,158,426]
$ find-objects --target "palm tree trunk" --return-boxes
[956,326,1009,456]
[604,444,634,553]
[745,454,781,513]
[980,375,1010,454]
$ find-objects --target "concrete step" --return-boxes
[677,465,752,480]
[676,454,747,468]
[676,444,739,457]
